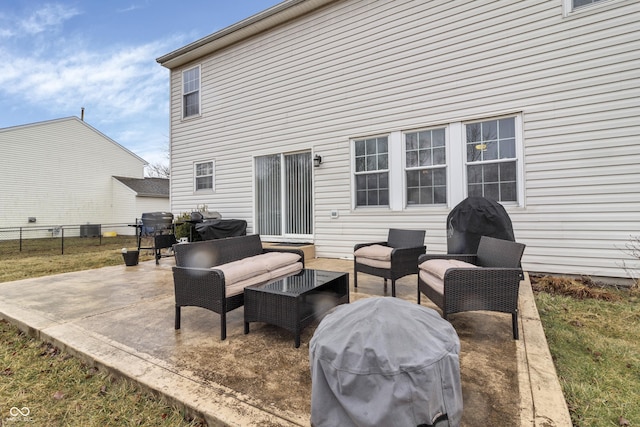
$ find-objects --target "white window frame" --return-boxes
[194,160,214,193]
[403,126,448,207]
[182,65,201,119]
[563,0,615,16]
[352,134,391,209]
[463,116,521,204]
[350,113,525,211]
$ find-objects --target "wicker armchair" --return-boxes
[354,229,426,297]
[417,235,525,339]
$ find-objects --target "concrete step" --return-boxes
[262,242,315,261]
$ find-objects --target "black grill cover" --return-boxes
[447,197,515,254]
[194,219,247,240]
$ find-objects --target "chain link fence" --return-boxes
[0,223,139,255]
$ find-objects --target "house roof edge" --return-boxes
[156,0,337,69]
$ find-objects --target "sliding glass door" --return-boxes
[255,151,313,238]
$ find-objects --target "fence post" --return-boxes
[61,227,64,255]
[20,227,23,252]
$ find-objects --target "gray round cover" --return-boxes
[309,297,463,427]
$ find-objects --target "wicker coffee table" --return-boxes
[244,269,349,348]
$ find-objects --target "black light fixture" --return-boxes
[314,154,322,167]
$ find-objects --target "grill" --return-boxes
[447,196,515,254]
[138,212,176,264]
[141,211,174,234]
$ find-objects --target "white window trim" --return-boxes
[350,113,525,211]
[181,65,201,120]
[461,114,524,207]
[562,0,616,17]
[351,133,392,210]
[193,160,215,194]
[402,126,449,208]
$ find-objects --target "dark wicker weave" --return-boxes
[417,235,525,339]
[172,234,305,340]
[354,228,426,297]
[244,270,349,348]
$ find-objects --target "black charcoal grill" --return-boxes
[138,212,176,264]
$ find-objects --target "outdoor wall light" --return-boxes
[314,154,323,167]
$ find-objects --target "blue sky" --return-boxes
[0,0,282,170]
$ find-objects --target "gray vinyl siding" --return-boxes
[167,0,640,278]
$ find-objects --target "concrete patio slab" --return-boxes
[0,257,571,426]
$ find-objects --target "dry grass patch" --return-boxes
[0,319,204,426]
[0,236,154,283]
[531,275,640,427]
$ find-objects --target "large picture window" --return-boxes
[405,128,447,205]
[354,136,389,207]
[465,117,517,202]
[182,66,200,118]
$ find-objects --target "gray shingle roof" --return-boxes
[113,176,169,198]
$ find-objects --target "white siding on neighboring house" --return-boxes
[160,0,640,279]
[111,179,170,228]
[0,117,148,230]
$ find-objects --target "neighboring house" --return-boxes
[157,0,640,279]
[112,176,170,225]
[0,117,169,235]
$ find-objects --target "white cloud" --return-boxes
[0,3,190,167]
[20,4,81,35]
[0,37,173,121]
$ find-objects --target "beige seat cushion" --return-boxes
[418,259,478,280]
[226,272,273,297]
[225,262,304,297]
[355,257,391,269]
[418,259,479,296]
[268,262,303,279]
[215,252,302,286]
[216,259,269,284]
[253,252,301,272]
[354,244,393,261]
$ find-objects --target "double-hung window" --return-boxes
[405,128,447,205]
[465,117,517,202]
[354,136,389,207]
[352,114,522,210]
[182,66,200,118]
[194,161,214,192]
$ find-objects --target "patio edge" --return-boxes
[518,273,572,426]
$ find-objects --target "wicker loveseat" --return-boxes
[172,234,305,340]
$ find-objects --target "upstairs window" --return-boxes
[182,66,200,118]
[354,136,389,207]
[564,0,611,15]
[573,0,607,8]
[194,161,214,192]
[405,127,447,205]
[465,117,517,202]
